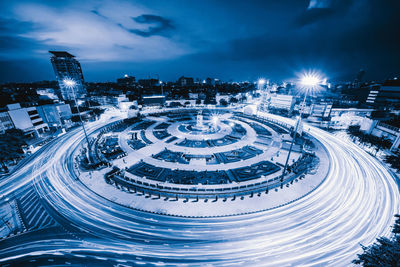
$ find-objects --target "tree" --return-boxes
[0,129,26,172]
[91,107,105,118]
[71,115,81,123]
[229,97,238,104]
[353,214,400,266]
[384,153,400,172]
[168,102,182,107]
[219,99,228,106]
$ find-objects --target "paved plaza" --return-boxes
[79,108,327,216]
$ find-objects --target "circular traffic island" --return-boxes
[78,108,329,217]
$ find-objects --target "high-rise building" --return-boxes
[49,51,87,100]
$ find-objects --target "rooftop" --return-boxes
[49,51,75,58]
[382,79,400,87]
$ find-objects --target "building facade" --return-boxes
[0,112,14,133]
[269,94,295,112]
[366,79,400,109]
[177,76,194,87]
[49,51,87,100]
[36,103,72,128]
[7,104,49,137]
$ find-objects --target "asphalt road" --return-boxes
[0,111,399,266]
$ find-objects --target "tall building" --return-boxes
[49,51,87,100]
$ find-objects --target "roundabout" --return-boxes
[0,107,399,266]
[76,108,327,216]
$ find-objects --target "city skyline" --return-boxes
[0,0,399,83]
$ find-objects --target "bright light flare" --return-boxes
[257,79,266,85]
[301,74,320,87]
[63,78,76,89]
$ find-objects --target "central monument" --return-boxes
[196,111,204,129]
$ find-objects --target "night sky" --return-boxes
[0,0,399,83]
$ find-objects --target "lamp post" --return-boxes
[257,78,266,90]
[63,78,90,149]
[159,80,164,96]
[280,73,321,186]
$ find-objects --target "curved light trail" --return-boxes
[0,112,399,266]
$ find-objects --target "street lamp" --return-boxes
[159,80,164,96]
[280,73,322,186]
[63,78,91,151]
[257,78,266,90]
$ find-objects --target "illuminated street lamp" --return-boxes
[159,80,164,95]
[280,73,322,186]
[257,78,266,90]
[63,78,91,151]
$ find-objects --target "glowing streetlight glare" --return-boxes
[258,78,266,85]
[300,74,320,87]
[63,78,76,88]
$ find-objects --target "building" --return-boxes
[142,95,166,107]
[138,79,159,88]
[177,76,194,87]
[0,112,14,133]
[205,78,220,86]
[360,118,400,152]
[117,95,135,111]
[7,104,49,137]
[36,103,72,128]
[206,78,215,86]
[310,103,332,118]
[117,75,136,87]
[366,79,400,109]
[49,51,87,100]
[269,94,295,112]
[90,95,118,106]
[365,84,381,106]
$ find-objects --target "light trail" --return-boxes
[0,112,399,266]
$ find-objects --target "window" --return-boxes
[31,115,40,120]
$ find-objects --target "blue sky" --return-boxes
[0,0,399,83]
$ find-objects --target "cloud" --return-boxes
[0,1,188,62]
[296,0,354,26]
[0,0,398,83]
[126,14,174,37]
